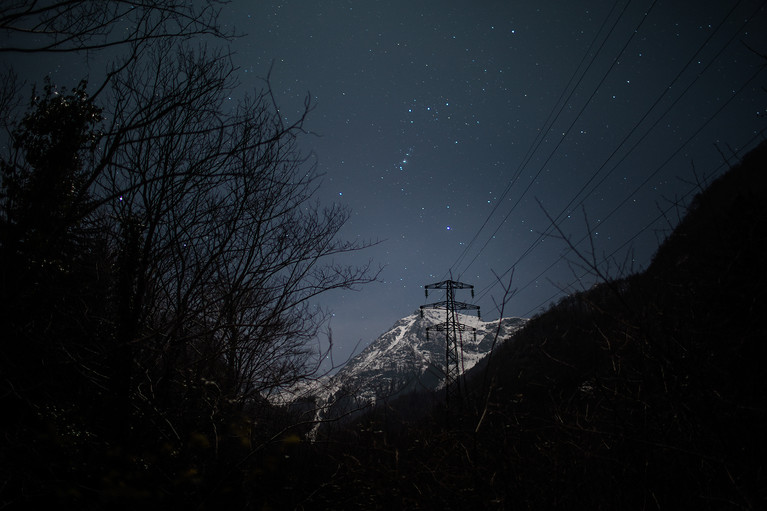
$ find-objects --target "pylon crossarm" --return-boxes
[420,301,450,310]
[421,301,479,312]
[430,322,474,332]
[424,280,474,290]
[452,301,480,312]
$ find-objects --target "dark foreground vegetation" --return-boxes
[3,133,765,508]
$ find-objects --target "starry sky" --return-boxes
[221,0,766,367]
[6,1,767,369]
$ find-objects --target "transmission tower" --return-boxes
[420,279,480,409]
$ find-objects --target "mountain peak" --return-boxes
[291,311,527,432]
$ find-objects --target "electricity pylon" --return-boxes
[420,279,480,409]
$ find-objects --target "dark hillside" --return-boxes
[308,141,767,509]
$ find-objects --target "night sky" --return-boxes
[8,1,767,368]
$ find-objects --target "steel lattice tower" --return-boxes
[420,279,480,408]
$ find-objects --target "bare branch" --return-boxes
[0,1,233,54]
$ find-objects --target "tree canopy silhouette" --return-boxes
[0,3,378,507]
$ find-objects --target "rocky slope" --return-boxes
[288,309,526,429]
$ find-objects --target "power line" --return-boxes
[471,0,765,304]
[518,129,767,318]
[446,0,629,276]
[513,127,767,313]
[496,124,767,317]
[454,0,660,279]
[477,60,766,307]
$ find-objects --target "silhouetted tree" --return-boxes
[0,3,378,507]
[94,41,378,439]
[0,78,105,393]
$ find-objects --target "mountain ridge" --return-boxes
[287,308,527,430]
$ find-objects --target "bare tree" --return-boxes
[34,40,379,439]
[0,0,229,54]
[0,1,232,132]
[0,3,381,504]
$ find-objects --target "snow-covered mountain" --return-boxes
[287,309,527,431]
